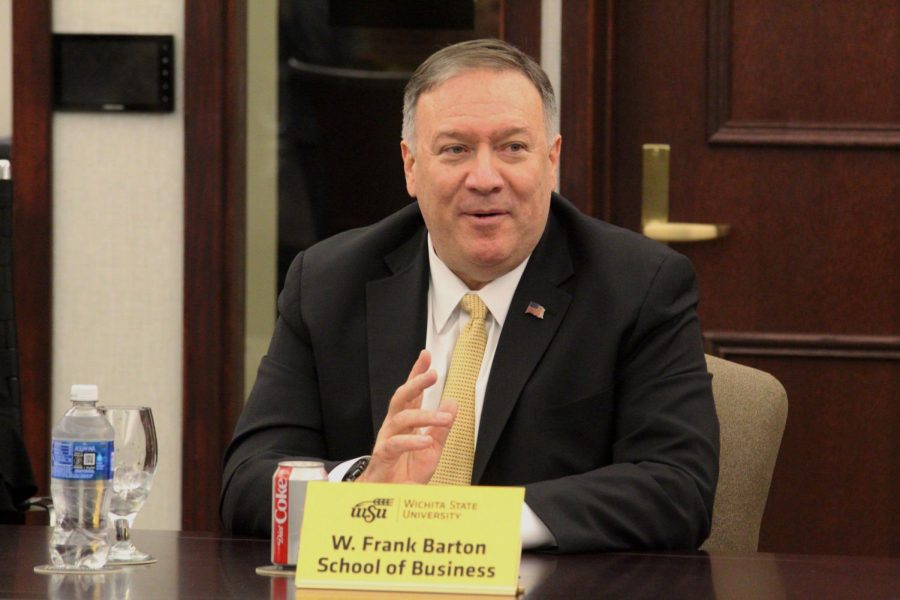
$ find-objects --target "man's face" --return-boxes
[401,69,561,289]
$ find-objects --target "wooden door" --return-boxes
[601,0,898,556]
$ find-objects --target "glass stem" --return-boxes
[115,518,131,543]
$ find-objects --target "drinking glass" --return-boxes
[99,405,158,565]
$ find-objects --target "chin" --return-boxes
[470,255,517,280]
[466,246,511,268]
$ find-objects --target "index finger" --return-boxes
[406,349,432,382]
[387,369,437,416]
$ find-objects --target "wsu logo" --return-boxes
[351,498,393,523]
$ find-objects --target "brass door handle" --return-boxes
[642,220,731,242]
[641,144,730,242]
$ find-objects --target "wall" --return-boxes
[52,0,184,531]
[541,0,562,141]
[0,0,10,137]
[245,0,278,399]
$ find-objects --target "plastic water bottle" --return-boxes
[49,384,115,569]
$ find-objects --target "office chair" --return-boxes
[701,354,788,552]
[0,154,40,524]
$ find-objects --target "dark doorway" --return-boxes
[276,0,501,289]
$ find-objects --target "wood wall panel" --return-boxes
[679,147,897,337]
[708,0,900,147]
[559,0,596,214]
[559,0,615,220]
[707,333,899,556]
[183,0,246,532]
[500,0,542,62]
[11,0,52,519]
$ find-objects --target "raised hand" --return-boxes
[357,350,457,483]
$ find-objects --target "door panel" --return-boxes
[607,0,899,555]
[714,0,899,145]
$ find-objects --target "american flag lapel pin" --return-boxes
[525,301,546,319]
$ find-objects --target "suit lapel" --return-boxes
[366,229,430,432]
[473,212,574,482]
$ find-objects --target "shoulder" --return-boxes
[549,193,693,284]
[276,202,425,325]
[291,201,425,283]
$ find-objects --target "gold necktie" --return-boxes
[429,293,488,485]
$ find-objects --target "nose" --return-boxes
[464,148,504,194]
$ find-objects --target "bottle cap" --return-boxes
[70,384,99,402]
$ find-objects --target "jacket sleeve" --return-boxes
[524,253,720,553]
[220,252,338,536]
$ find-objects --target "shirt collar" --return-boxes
[427,233,530,333]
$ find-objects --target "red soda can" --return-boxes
[271,460,327,566]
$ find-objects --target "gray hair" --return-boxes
[401,39,558,149]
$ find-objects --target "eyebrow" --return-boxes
[433,126,533,143]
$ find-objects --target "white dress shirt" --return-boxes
[330,234,556,549]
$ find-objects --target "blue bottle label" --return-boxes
[51,440,115,480]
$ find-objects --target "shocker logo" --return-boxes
[350,498,393,523]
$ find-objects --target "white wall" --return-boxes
[245,0,278,399]
[541,0,562,139]
[52,0,184,531]
[0,0,11,138]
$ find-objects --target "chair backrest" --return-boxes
[701,354,788,552]
[0,156,22,433]
[0,158,38,524]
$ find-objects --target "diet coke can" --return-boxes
[271,460,327,566]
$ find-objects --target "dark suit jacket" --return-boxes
[221,194,719,553]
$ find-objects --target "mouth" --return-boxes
[462,211,508,228]
[463,210,508,221]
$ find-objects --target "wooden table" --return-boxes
[1,526,897,599]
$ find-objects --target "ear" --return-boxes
[547,134,562,188]
[401,140,416,198]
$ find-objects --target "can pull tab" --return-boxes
[116,518,130,542]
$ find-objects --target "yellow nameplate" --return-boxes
[295,482,523,596]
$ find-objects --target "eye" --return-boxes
[506,142,527,152]
[442,144,468,155]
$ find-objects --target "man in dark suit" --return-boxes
[221,39,718,553]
